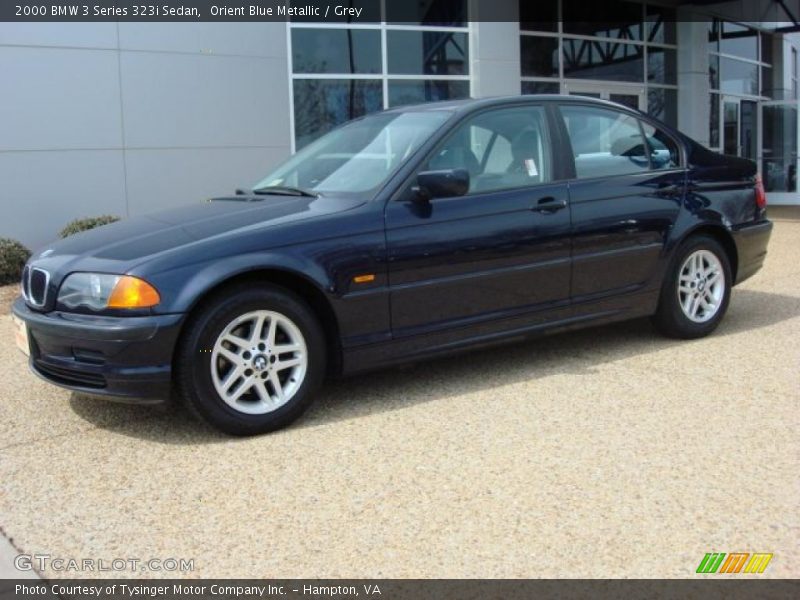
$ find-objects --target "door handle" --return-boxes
[531,197,568,213]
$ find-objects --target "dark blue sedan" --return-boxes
[13,96,773,435]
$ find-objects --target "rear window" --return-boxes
[560,105,650,179]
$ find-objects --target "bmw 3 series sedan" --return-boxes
[13,96,773,435]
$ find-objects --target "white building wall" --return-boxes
[469,0,520,97]
[0,23,292,250]
[676,19,711,146]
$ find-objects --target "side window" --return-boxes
[424,105,551,194]
[483,135,513,174]
[641,122,681,169]
[560,105,650,179]
[470,126,513,174]
[469,126,494,164]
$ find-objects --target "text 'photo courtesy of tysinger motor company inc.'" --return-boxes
[0,0,798,598]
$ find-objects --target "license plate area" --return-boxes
[12,315,30,357]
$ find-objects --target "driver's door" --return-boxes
[384,104,572,342]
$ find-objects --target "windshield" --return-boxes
[252,110,452,195]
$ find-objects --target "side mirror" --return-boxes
[412,169,470,201]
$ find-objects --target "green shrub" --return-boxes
[0,238,31,285]
[59,215,121,238]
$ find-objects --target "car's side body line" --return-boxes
[340,288,658,375]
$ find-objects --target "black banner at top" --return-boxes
[2,0,799,24]
[4,1,378,22]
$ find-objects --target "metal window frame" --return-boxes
[518,0,678,110]
[286,0,472,152]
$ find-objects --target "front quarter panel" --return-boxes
[131,207,391,350]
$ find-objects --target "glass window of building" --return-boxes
[707,20,771,153]
[720,21,758,61]
[292,29,381,74]
[761,33,774,68]
[520,36,560,78]
[292,79,383,149]
[708,20,719,53]
[646,5,676,45]
[709,93,720,148]
[519,1,677,128]
[647,47,677,85]
[723,100,739,155]
[522,81,560,95]
[290,9,471,148]
[720,57,759,96]
[388,80,470,108]
[762,104,798,192]
[386,31,468,75]
[709,54,720,90]
[648,88,677,129]
[562,39,644,83]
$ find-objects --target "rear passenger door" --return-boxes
[558,103,684,302]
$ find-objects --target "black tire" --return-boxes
[651,235,732,339]
[175,283,326,435]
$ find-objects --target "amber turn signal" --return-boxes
[107,276,161,308]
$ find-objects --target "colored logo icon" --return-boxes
[696,552,773,574]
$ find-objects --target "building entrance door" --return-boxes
[762,100,798,202]
[721,96,759,160]
[563,83,645,111]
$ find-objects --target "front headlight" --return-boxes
[58,273,160,310]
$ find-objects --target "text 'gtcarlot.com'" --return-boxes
[14,553,194,573]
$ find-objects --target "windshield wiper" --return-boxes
[250,186,318,198]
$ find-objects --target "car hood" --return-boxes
[28,194,364,274]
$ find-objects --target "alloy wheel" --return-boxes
[210,310,307,414]
[677,249,726,323]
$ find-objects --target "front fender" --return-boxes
[137,252,332,314]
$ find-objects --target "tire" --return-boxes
[651,235,732,339]
[175,283,326,435]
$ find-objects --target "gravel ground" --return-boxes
[0,209,798,579]
[0,285,18,314]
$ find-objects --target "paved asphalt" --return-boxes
[0,209,798,579]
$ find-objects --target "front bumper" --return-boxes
[12,297,185,403]
[732,219,773,285]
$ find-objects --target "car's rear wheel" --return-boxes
[652,235,732,339]
[176,284,326,435]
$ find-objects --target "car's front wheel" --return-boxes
[176,284,326,435]
[652,234,732,339]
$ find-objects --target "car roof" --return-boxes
[383,94,636,115]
